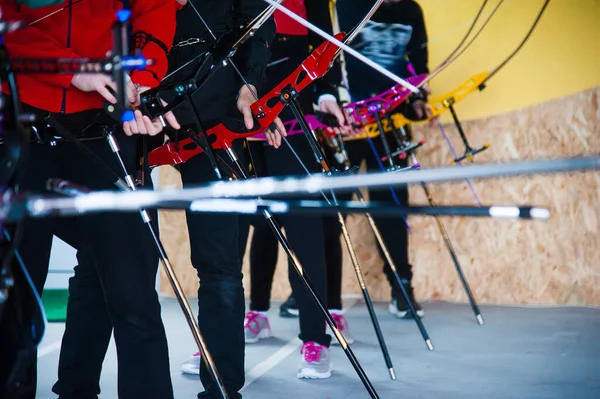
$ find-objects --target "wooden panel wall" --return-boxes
[156,87,600,306]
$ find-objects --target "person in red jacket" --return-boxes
[0,1,179,398]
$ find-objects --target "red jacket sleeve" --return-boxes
[129,0,177,88]
[1,0,80,89]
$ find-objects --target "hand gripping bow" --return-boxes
[148,32,346,167]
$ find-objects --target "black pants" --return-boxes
[15,110,173,399]
[238,136,332,347]
[49,128,244,399]
[240,213,343,311]
[178,149,245,399]
[341,130,412,298]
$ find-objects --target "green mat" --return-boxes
[41,289,69,322]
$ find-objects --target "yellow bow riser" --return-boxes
[425,72,489,119]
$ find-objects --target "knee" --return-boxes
[198,274,244,310]
[105,284,163,328]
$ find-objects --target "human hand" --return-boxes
[176,0,188,5]
[319,97,357,136]
[237,84,287,148]
[264,117,287,149]
[122,86,181,136]
[71,73,137,105]
[412,84,432,120]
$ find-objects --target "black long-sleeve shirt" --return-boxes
[304,0,343,99]
[256,0,342,121]
[166,0,276,92]
[337,0,429,101]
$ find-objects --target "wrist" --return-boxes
[237,84,257,100]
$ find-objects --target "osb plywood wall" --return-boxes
[156,87,600,306]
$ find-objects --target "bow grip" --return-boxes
[248,32,346,130]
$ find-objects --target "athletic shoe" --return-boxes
[329,312,355,345]
[279,294,299,318]
[297,341,332,379]
[244,311,271,343]
[180,352,201,375]
[388,288,424,319]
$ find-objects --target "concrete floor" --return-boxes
[36,299,600,399]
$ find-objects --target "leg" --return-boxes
[321,216,355,343]
[179,152,244,399]
[261,136,333,377]
[263,137,330,346]
[324,216,343,311]
[0,143,58,399]
[51,240,113,399]
[237,215,251,263]
[281,215,330,344]
[248,218,279,312]
[369,182,412,295]
[242,217,277,344]
[54,129,173,399]
[363,135,422,318]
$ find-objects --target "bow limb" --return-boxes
[425,72,489,120]
[343,74,428,126]
[425,0,551,121]
[147,32,346,167]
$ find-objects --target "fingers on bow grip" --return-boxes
[103,85,136,123]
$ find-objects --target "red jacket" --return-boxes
[1,0,177,113]
[274,0,308,36]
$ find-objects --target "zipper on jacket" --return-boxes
[60,0,73,113]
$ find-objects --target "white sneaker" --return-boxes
[297,341,332,379]
[180,352,201,375]
[329,312,355,345]
[244,311,272,343]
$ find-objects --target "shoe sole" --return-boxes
[388,303,424,319]
[279,308,299,318]
[245,328,272,344]
[180,365,200,375]
[297,366,333,379]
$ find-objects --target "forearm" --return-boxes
[130,0,178,87]
[232,0,276,92]
[306,0,341,102]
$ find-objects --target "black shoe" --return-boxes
[279,294,299,318]
[388,285,424,319]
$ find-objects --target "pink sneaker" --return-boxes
[330,312,355,345]
[297,341,332,379]
[244,311,271,343]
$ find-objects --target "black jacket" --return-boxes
[167,0,276,93]
[163,0,276,127]
[304,0,342,99]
